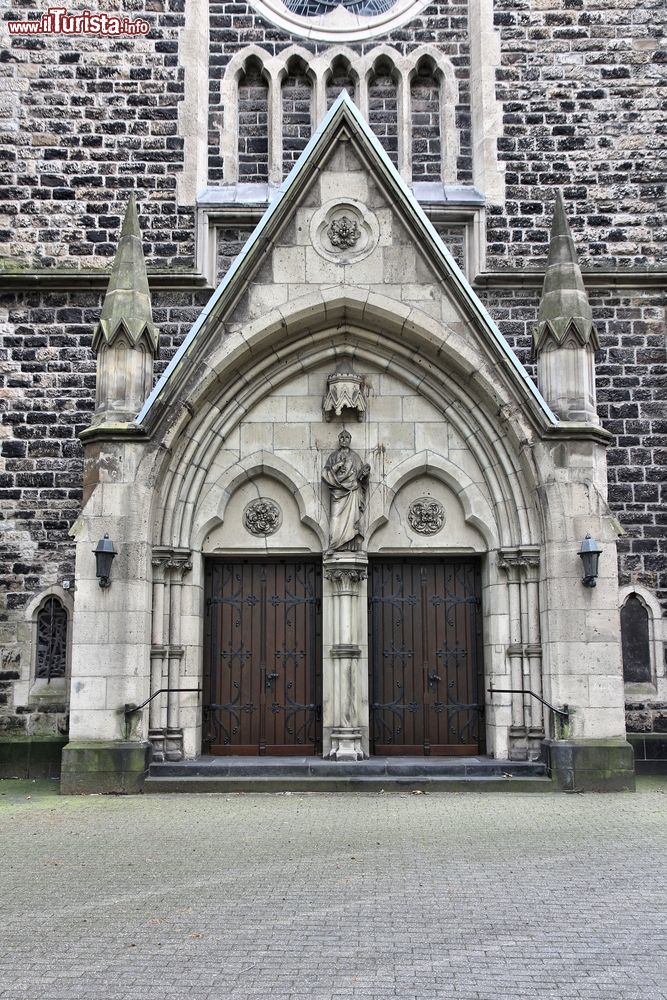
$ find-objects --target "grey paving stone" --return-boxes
[0,785,665,1000]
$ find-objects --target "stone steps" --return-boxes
[144,756,555,793]
[144,774,555,793]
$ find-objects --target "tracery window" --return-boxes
[35,596,68,682]
[285,0,397,14]
[621,594,652,684]
[246,0,432,43]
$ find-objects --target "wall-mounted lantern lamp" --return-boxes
[93,533,117,588]
[578,533,602,588]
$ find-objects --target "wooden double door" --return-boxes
[203,556,484,756]
[368,558,484,755]
[203,559,322,755]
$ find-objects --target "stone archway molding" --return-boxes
[192,449,326,551]
[149,287,546,552]
[366,449,499,549]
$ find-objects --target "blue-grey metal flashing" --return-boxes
[136,91,556,426]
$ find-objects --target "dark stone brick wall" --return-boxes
[478,285,667,614]
[216,224,256,284]
[488,0,666,268]
[282,69,313,177]
[326,58,356,110]
[411,63,442,182]
[237,58,269,182]
[0,287,208,653]
[368,68,399,169]
[0,0,194,269]
[432,222,466,271]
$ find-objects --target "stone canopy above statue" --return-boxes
[323,358,367,422]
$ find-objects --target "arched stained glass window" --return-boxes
[285,0,397,14]
[621,595,652,684]
[247,0,431,44]
[36,597,68,681]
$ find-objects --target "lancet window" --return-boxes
[35,596,68,682]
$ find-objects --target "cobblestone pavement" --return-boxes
[1,782,666,1000]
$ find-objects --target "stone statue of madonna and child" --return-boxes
[322,430,371,555]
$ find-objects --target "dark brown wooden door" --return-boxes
[369,558,484,755]
[203,559,322,755]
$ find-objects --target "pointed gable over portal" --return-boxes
[138,92,554,431]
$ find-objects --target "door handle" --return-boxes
[265,672,279,690]
[428,672,441,688]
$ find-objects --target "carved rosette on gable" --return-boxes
[533,191,600,424]
[497,547,544,760]
[310,198,379,264]
[149,547,192,761]
[88,194,159,431]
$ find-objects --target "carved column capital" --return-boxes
[152,546,193,580]
[497,547,541,580]
[324,553,369,592]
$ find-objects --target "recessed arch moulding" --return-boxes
[148,301,538,761]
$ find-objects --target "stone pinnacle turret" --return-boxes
[88,195,159,428]
[92,193,158,354]
[533,192,600,423]
[534,190,598,354]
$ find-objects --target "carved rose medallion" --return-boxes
[242,498,282,536]
[327,216,361,249]
[407,497,446,535]
[311,200,379,263]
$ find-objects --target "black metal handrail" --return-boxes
[488,683,569,739]
[488,684,569,721]
[123,687,201,722]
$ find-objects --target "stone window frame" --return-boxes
[25,586,74,701]
[177,0,504,209]
[619,584,665,697]
[219,44,458,189]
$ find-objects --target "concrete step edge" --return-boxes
[143,775,557,794]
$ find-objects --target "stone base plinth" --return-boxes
[0,735,67,779]
[60,740,151,794]
[541,738,635,792]
[148,728,166,761]
[627,733,667,775]
[328,727,366,761]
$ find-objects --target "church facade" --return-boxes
[0,1,664,791]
